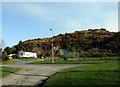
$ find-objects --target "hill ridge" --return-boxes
[9,28,120,58]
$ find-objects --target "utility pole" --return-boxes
[50,29,54,63]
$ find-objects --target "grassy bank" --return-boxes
[27,57,119,64]
[27,60,105,64]
[42,60,120,86]
[18,58,42,61]
[0,66,21,77]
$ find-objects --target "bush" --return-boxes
[12,54,19,59]
[59,49,80,60]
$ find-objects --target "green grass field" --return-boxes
[0,66,21,77]
[42,60,120,86]
[1,60,17,64]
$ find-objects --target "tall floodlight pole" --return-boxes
[50,29,54,63]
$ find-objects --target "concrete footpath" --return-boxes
[1,59,89,86]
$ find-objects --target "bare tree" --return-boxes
[0,39,6,51]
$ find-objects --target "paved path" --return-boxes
[1,59,89,86]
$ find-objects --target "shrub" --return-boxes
[12,54,19,59]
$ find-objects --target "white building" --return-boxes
[19,51,37,58]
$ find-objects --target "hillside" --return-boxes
[13,28,120,58]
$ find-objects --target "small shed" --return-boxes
[8,54,16,59]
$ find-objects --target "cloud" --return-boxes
[63,20,81,32]
[15,3,65,22]
[2,2,118,47]
[3,2,118,32]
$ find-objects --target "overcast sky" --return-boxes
[2,2,118,47]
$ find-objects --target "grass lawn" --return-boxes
[1,60,17,64]
[0,66,21,78]
[42,60,120,86]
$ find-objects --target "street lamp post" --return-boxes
[50,29,54,63]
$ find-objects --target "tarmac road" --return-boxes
[1,59,89,86]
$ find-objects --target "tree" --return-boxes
[19,41,22,44]
[4,47,9,54]
[100,28,106,31]
[32,47,43,58]
[2,51,9,60]
[0,48,2,60]
[12,54,19,59]
[59,49,69,60]
[4,46,17,55]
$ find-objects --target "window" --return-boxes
[20,52,24,55]
[21,53,23,55]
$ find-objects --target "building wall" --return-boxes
[19,51,37,58]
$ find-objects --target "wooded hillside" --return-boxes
[5,28,120,58]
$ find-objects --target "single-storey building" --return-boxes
[19,51,37,58]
